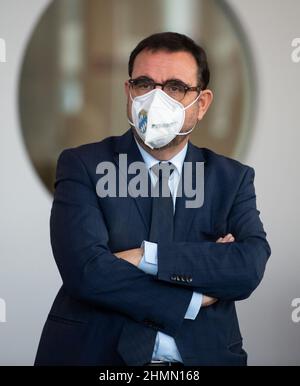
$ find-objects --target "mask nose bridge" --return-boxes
[130,87,162,103]
[153,82,164,91]
[151,88,165,103]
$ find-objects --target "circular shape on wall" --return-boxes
[18,0,256,193]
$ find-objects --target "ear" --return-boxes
[197,89,213,121]
[124,80,130,97]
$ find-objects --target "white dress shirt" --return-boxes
[134,138,203,363]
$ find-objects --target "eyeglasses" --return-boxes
[128,77,201,102]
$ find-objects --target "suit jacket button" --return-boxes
[187,276,193,283]
[170,274,177,281]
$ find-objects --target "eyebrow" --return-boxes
[133,75,192,87]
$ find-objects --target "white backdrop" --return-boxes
[0,0,299,365]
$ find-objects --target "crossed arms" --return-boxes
[115,233,236,307]
[50,149,271,337]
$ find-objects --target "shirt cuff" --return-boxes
[138,241,158,275]
[184,292,203,320]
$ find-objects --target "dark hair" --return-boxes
[128,32,210,89]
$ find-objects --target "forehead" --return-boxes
[132,49,198,84]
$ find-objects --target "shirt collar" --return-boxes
[134,137,188,176]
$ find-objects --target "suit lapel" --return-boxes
[113,129,152,234]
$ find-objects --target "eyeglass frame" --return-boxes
[128,77,202,101]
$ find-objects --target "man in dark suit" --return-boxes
[35,32,271,366]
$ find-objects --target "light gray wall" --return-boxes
[0,0,299,365]
[230,0,300,366]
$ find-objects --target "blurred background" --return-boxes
[19,0,254,193]
[0,0,299,365]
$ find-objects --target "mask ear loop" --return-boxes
[176,91,202,136]
[176,122,197,136]
[128,91,136,127]
[183,90,202,111]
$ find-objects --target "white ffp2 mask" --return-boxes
[129,88,201,149]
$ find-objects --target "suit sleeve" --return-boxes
[50,148,193,337]
[156,166,271,301]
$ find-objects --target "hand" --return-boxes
[202,233,235,307]
[202,295,218,307]
[216,233,235,243]
[114,248,143,267]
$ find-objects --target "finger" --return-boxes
[216,237,223,243]
[219,236,229,243]
[223,234,235,243]
[226,233,235,242]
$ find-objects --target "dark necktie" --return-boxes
[149,162,175,243]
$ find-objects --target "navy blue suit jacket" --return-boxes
[35,129,271,366]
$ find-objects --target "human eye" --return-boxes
[166,80,185,91]
[134,78,153,90]
[165,81,185,93]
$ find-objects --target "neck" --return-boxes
[149,141,188,161]
[132,129,189,161]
